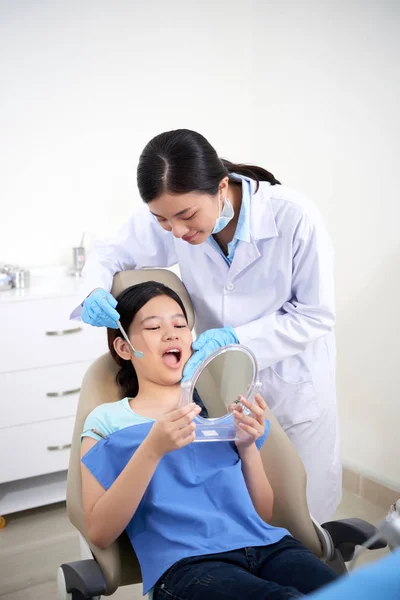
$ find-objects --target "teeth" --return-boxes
[165,349,180,354]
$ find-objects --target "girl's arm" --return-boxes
[81,435,161,549]
[239,443,274,523]
[233,395,273,522]
[80,402,200,549]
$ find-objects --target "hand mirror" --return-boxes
[180,344,262,442]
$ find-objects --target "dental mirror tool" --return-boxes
[116,320,144,359]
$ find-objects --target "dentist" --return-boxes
[71,129,341,523]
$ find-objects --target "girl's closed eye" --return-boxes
[182,213,197,221]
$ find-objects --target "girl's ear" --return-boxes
[113,336,131,360]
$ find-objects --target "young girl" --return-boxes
[80,282,337,599]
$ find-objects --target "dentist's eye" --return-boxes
[182,213,197,221]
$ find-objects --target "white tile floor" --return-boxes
[0,491,391,599]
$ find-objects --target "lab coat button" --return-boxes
[226,283,234,291]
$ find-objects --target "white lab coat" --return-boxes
[72,180,341,522]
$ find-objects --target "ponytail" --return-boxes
[115,356,139,398]
[221,159,281,192]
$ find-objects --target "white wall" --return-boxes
[250,0,400,489]
[1,1,399,489]
[0,0,253,265]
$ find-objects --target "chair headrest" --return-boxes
[111,268,195,330]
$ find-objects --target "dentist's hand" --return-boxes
[182,326,239,382]
[82,289,120,329]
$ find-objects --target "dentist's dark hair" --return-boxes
[137,129,280,203]
[107,281,188,398]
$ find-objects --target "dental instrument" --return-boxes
[117,320,144,358]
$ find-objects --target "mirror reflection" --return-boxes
[193,348,255,420]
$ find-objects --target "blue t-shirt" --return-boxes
[81,398,290,595]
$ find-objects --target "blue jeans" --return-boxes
[153,536,338,599]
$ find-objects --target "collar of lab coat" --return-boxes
[229,173,278,241]
[248,178,279,241]
[200,176,279,277]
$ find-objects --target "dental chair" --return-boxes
[58,269,386,599]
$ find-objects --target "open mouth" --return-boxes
[162,348,182,369]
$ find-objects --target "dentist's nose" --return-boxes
[171,223,188,239]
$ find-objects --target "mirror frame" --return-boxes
[185,344,259,425]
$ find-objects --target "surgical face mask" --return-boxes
[212,192,234,234]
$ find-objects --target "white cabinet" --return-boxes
[0,269,108,517]
[0,362,90,429]
[0,417,76,483]
[0,297,105,372]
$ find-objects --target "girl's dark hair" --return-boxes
[107,281,188,398]
[137,129,280,203]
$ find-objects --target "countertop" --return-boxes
[0,267,87,304]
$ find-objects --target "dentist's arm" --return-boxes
[70,205,177,322]
[235,210,335,371]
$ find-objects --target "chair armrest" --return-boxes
[59,559,107,597]
[322,518,387,561]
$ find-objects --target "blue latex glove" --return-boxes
[182,326,238,381]
[82,288,120,329]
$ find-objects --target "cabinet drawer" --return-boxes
[0,417,75,484]
[0,362,91,428]
[0,297,107,373]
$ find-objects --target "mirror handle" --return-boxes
[242,380,263,414]
[179,381,192,408]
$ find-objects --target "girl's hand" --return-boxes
[145,403,201,458]
[230,394,267,450]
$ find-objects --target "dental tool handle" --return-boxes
[116,320,144,359]
[179,381,192,408]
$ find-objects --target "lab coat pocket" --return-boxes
[264,360,319,428]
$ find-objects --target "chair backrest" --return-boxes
[67,269,322,595]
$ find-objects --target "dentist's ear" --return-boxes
[218,176,230,196]
[113,336,131,361]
